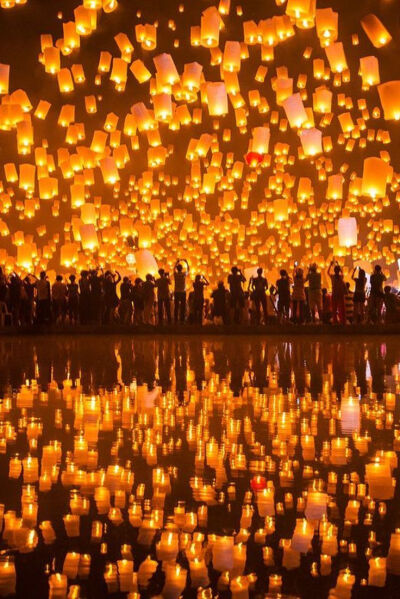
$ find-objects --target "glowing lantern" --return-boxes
[361,14,392,48]
[338,217,357,248]
[130,60,151,84]
[378,81,400,121]
[222,41,241,72]
[110,58,127,85]
[361,157,392,198]
[134,249,158,279]
[201,7,221,48]
[153,93,173,122]
[325,42,348,73]
[57,69,74,93]
[17,245,33,270]
[282,93,307,128]
[81,203,97,225]
[359,56,380,87]
[103,0,118,13]
[99,157,120,184]
[273,199,289,222]
[153,53,179,86]
[313,86,332,113]
[245,152,263,167]
[206,82,228,116]
[299,128,322,156]
[136,224,152,249]
[80,224,98,250]
[316,8,338,46]
[251,126,270,154]
[0,64,10,94]
[275,77,293,106]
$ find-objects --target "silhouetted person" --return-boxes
[173,259,189,323]
[249,268,268,324]
[192,274,209,324]
[156,269,171,324]
[35,271,51,324]
[228,266,246,324]
[292,266,306,324]
[22,275,35,326]
[352,266,366,323]
[103,270,121,324]
[369,264,386,324]
[9,273,22,326]
[276,270,291,322]
[119,276,133,324]
[52,275,67,324]
[384,286,399,324]
[132,278,144,324]
[79,270,90,325]
[142,274,155,325]
[305,263,322,322]
[211,281,229,325]
[328,262,346,325]
[89,269,104,324]
[67,274,79,325]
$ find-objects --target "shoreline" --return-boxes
[1,323,400,336]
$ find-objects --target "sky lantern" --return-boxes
[316,8,338,46]
[359,56,380,88]
[338,217,357,248]
[200,7,222,48]
[378,81,400,120]
[325,42,348,73]
[361,14,392,48]
[222,41,241,72]
[153,53,179,86]
[206,82,228,116]
[282,93,308,128]
[361,157,392,198]
[134,248,158,279]
[80,224,98,250]
[299,128,322,156]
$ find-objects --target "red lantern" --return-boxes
[250,475,267,491]
[245,151,263,167]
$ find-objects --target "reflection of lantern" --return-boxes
[134,249,158,279]
[378,81,400,120]
[340,396,360,435]
[338,217,357,248]
[361,14,392,48]
[361,157,392,198]
[206,82,228,116]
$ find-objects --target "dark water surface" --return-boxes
[0,335,400,598]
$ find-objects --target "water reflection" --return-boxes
[0,335,397,397]
[0,336,400,598]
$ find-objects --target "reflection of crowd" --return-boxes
[0,260,398,327]
[0,337,394,400]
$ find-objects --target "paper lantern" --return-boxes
[130,60,151,84]
[361,157,392,198]
[325,42,348,73]
[80,224,98,250]
[361,14,392,48]
[99,157,120,184]
[153,93,173,122]
[153,53,179,86]
[378,81,400,120]
[282,93,308,128]
[313,86,332,113]
[200,7,221,48]
[338,217,357,248]
[222,41,241,72]
[206,82,228,116]
[273,199,289,222]
[316,8,338,45]
[134,249,158,279]
[299,128,322,156]
[251,126,270,154]
[359,56,380,87]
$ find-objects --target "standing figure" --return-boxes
[173,259,189,323]
[156,269,171,324]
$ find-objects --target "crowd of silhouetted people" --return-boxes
[0,260,398,328]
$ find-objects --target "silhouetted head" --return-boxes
[56,275,63,282]
[123,276,129,283]
[310,263,317,272]
[146,274,153,281]
[231,266,238,274]
[280,269,287,277]
[334,265,341,275]
[358,268,366,280]
[69,275,75,282]
[374,264,382,273]
[135,278,142,285]
[158,268,164,276]
[176,263,183,272]
[195,274,201,282]
[217,281,224,289]
[257,267,262,276]
[40,271,46,280]
[384,285,391,294]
